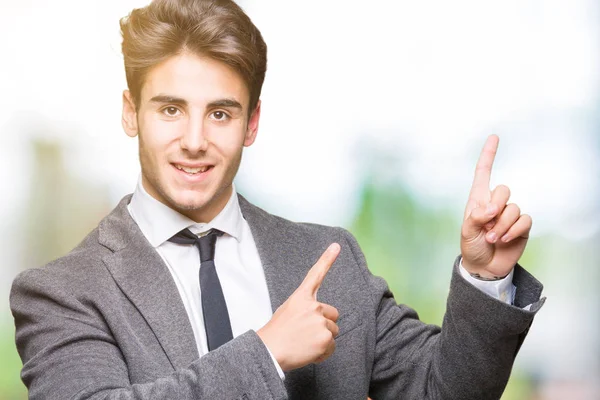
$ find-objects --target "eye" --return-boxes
[210,111,229,121]
[162,106,181,117]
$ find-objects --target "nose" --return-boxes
[180,115,208,154]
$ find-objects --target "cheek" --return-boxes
[210,123,247,155]
[139,118,180,158]
[138,134,159,174]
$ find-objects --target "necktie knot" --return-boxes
[168,228,223,262]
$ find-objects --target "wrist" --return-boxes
[257,328,288,371]
[468,271,508,281]
[461,258,508,281]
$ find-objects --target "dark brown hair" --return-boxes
[120,0,267,116]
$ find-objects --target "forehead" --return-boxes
[141,52,250,107]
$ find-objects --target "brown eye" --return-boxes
[163,107,180,117]
[212,111,228,121]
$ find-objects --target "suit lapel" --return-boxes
[238,194,317,398]
[99,195,199,370]
[238,195,297,311]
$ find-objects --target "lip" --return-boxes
[172,161,213,168]
[171,162,214,183]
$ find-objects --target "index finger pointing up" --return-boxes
[470,134,499,197]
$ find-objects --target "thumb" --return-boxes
[462,203,498,240]
[298,243,341,298]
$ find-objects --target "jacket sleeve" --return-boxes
[339,228,545,400]
[9,268,288,400]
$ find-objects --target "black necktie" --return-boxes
[168,228,233,351]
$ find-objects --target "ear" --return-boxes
[122,90,139,138]
[244,100,261,147]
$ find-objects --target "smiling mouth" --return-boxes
[173,164,213,174]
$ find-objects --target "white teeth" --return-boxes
[176,165,209,174]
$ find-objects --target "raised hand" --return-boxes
[257,243,341,372]
[461,135,532,279]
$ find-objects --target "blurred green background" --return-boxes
[2,0,599,399]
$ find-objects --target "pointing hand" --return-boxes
[461,135,532,279]
[257,243,341,371]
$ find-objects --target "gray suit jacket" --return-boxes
[10,194,545,400]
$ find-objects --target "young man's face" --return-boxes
[122,52,260,222]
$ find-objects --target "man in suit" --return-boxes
[10,0,545,399]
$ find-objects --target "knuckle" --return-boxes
[484,220,496,230]
[495,184,510,196]
[506,203,520,215]
[329,341,337,354]
[318,332,332,349]
[319,321,333,336]
[325,329,334,342]
[332,308,340,321]
[468,207,481,221]
[473,206,489,222]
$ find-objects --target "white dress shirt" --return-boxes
[127,177,518,381]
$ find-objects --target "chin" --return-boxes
[170,192,212,212]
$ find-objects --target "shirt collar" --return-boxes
[128,176,244,248]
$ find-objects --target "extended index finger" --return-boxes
[470,134,499,197]
[299,243,341,298]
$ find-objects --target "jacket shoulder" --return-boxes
[10,224,114,300]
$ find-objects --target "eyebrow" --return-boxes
[149,95,188,105]
[207,99,243,110]
[149,95,243,110]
